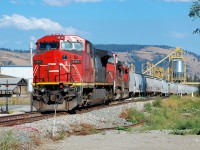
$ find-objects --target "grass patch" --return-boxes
[152,96,162,107]
[69,123,100,136]
[116,126,132,132]
[130,96,200,135]
[120,108,145,124]
[0,130,20,150]
[149,96,200,134]
[50,130,66,142]
[0,130,43,150]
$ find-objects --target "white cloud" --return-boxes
[42,0,102,6]
[10,0,17,4]
[171,32,189,38]
[0,14,81,35]
[0,14,63,32]
[163,0,195,2]
[9,0,36,5]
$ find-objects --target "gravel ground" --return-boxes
[0,100,200,150]
[38,131,200,150]
[21,101,147,137]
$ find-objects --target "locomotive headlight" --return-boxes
[63,88,68,92]
[40,88,45,93]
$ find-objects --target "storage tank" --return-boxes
[172,59,185,78]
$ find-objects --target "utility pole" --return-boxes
[6,80,8,113]
[30,42,33,66]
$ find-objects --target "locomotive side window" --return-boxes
[39,42,58,51]
[61,42,83,51]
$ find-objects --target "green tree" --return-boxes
[189,0,200,34]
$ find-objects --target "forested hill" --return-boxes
[94,44,173,52]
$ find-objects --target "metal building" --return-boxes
[0,78,27,97]
[0,66,33,92]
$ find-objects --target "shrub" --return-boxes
[116,126,131,132]
[144,103,152,112]
[120,108,145,124]
[152,98,162,107]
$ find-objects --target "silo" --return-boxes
[172,59,185,79]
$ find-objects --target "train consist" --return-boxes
[32,34,198,111]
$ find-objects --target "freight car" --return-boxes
[32,34,198,111]
[129,70,197,97]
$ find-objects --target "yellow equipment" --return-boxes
[143,48,186,83]
[142,62,164,78]
[167,48,186,83]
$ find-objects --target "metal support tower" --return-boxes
[143,48,186,83]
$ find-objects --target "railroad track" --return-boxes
[75,96,156,114]
[0,112,65,127]
[0,96,156,127]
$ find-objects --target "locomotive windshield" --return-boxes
[38,42,59,51]
[61,41,83,51]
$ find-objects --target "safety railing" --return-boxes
[33,62,82,83]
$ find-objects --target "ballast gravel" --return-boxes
[22,101,147,137]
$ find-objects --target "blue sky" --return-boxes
[0,0,199,54]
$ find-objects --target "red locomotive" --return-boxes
[32,34,129,111]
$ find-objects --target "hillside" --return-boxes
[95,45,200,79]
[0,45,200,80]
[0,49,31,66]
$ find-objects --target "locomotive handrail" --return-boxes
[107,71,114,80]
[33,62,83,83]
[107,70,114,83]
[71,64,83,82]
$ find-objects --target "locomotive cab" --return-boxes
[34,34,94,83]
